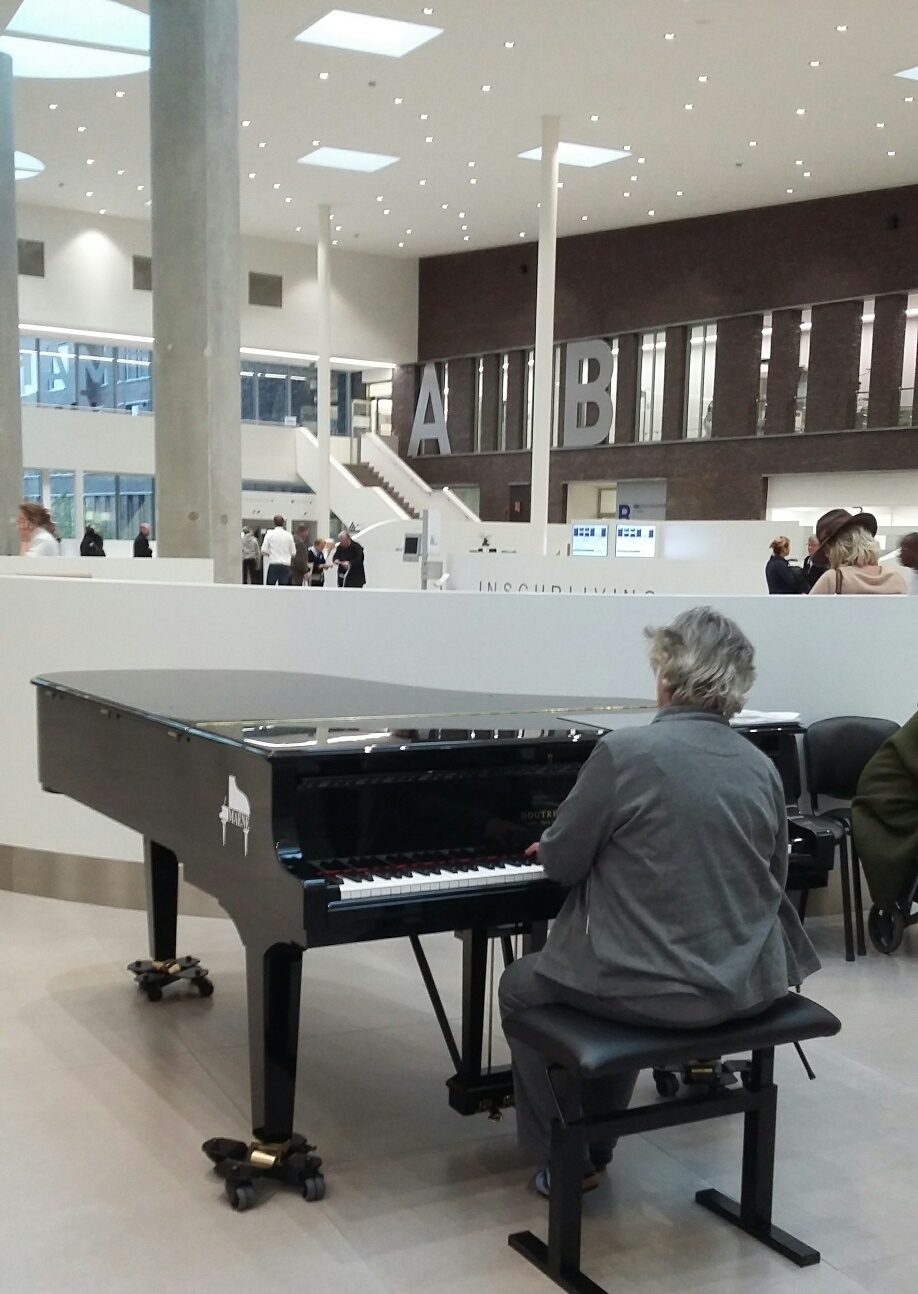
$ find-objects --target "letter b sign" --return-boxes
[562,339,615,447]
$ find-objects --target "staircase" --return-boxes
[344,463,420,519]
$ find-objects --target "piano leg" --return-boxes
[201,941,324,1212]
[126,839,213,1001]
[446,927,516,1116]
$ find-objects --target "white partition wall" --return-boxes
[0,576,915,864]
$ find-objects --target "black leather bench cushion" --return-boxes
[503,994,840,1079]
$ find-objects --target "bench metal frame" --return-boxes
[509,1045,819,1294]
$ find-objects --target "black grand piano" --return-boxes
[32,671,832,1210]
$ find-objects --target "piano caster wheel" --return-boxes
[128,956,212,999]
[302,1174,325,1203]
[196,977,215,998]
[868,905,905,955]
[145,984,163,1003]
[226,1180,256,1212]
[653,1070,680,1099]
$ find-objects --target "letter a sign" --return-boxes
[408,362,451,456]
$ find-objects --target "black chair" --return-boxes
[804,717,900,961]
[505,996,841,1294]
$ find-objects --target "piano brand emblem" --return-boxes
[219,776,251,854]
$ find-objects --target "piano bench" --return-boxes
[505,994,841,1294]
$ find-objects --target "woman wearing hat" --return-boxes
[809,510,907,595]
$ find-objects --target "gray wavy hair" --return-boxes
[644,607,755,718]
[827,526,880,569]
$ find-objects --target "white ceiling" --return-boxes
[9,0,918,257]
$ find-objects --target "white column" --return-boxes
[149,0,242,583]
[316,204,332,540]
[0,53,23,555]
[529,115,560,556]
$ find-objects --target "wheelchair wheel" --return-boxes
[867,905,905,955]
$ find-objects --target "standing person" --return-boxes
[17,503,60,556]
[808,509,907,595]
[897,532,918,595]
[499,608,819,1195]
[260,515,297,586]
[332,531,366,588]
[802,534,828,590]
[291,524,310,587]
[765,536,802,594]
[241,527,259,584]
[133,523,153,558]
[79,524,106,557]
[307,537,328,587]
[252,529,265,584]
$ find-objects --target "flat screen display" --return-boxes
[571,522,609,558]
[615,524,657,558]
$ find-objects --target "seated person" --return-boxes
[499,606,819,1196]
[852,710,918,915]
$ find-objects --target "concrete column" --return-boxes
[149,0,241,582]
[315,205,332,540]
[529,115,560,556]
[0,53,23,556]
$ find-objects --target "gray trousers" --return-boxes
[498,954,641,1166]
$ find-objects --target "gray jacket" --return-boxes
[536,707,820,1025]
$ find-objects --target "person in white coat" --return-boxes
[17,502,59,556]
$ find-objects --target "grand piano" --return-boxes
[32,671,832,1210]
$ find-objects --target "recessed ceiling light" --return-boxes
[441,202,448,209]
[631,175,638,181]
[419,178,426,185]
[332,239,338,246]
[319,71,329,80]
[115,89,125,97]
[505,41,514,49]
[423,7,434,14]
[888,150,896,156]
[461,224,467,230]
[481,84,491,92]
[590,114,599,122]
[676,189,683,196]
[48,102,57,109]
[623,191,630,197]
[383,208,390,214]
[85,190,93,197]
[87,158,94,164]
[117,169,124,175]
[241,119,250,126]
[698,75,707,82]
[581,214,588,221]
[519,231,525,237]
[786,188,794,193]
[468,160,475,167]
[684,103,693,110]
[78,125,86,131]
[144,199,151,206]
[877,121,885,127]
[136,183,144,190]
[463,235,469,241]
[406,228,412,233]
[836,24,847,32]
[749,140,757,146]
[638,156,645,163]
[623,143,631,150]
[295,226,302,232]
[336,224,343,231]
[398,241,404,247]
[557,181,563,188]
[376,194,383,201]
[664,32,675,40]
[809,60,820,67]
[470,177,477,184]
[458,211,465,217]
[648,209,655,216]
[796,159,803,165]
[259,141,267,148]
[906,96,915,102]
[796,107,805,114]
[298,146,399,172]
[273,182,280,189]
[298,1,446,55]
[420,112,428,120]
[519,141,629,167]
[99,208,106,214]
[248,172,256,179]
[425,135,433,142]
[803,171,811,177]
[285,196,292,202]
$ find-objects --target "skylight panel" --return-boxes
[295,9,442,58]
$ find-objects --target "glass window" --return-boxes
[256,368,288,423]
[474,358,485,451]
[39,338,77,406]
[50,471,76,539]
[19,336,39,404]
[756,312,772,434]
[76,343,115,409]
[117,474,155,538]
[551,345,562,447]
[83,472,116,539]
[498,355,509,449]
[332,370,350,435]
[856,298,874,428]
[114,346,153,412]
[525,349,534,448]
[685,324,716,439]
[289,364,316,428]
[637,331,666,442]
[241,369,256,421]
[796,308,811,433]
[899,293,918,425]
[23,469,41,501]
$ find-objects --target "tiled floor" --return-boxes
[2,889,917,1293]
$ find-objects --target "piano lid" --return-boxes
[33,670,656,750]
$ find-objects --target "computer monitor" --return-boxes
[615,524,657,558]
[403,534,421,561]
[571,522,610,558]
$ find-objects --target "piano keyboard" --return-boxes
[327,855,545,902]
